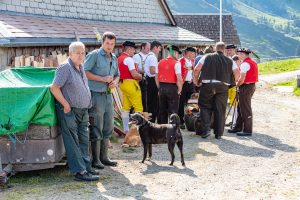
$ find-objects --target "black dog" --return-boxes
[129,113,185,166]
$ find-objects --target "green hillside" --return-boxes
[258,58,300,74]
[167,0,300,59]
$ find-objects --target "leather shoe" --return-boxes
[201,132,211,138]
[228,129,241,133]
[237,132,252,136]
[74,172,99,182]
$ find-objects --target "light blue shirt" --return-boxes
[84,47,119,92]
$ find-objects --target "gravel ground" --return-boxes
[1,82,300,200]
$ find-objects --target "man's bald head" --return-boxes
[215,42,226,52]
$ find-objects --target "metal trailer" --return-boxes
[0,124,66,188]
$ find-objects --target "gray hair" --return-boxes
[69,41,85,53]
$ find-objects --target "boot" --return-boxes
[100,139,117,166]
[91,141,105,169]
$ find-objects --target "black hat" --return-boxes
[122,41,136,48]
[184,47,196,53]
[226,44,237,49]
[167,45,182,54]
[237,48,252,54]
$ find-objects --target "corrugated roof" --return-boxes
[174,14,241,46]
[0,13,214,47]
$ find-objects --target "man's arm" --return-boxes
[150,66,156,75]
[86,71,113,83]
[50,84,70,113]
[175,62,183,94]
[193,62,203,86]
[233,68,240,82]
[176,74,183,95]
[237,73,246,86]
[155,74,159,88]
[84,50,113,83]
[237,62,250,86]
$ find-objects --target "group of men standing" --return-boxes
[50,31,258,181]
[118,41,199,132]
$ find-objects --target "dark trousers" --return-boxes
[235,83,256,133]
[146,77,158,123]
[198,83,228,137]
[56,104,91,174]
[139,78,148,112]
[178,81,195,124]
[158,83,179,124]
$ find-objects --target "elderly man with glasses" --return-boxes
[50,41,99,181]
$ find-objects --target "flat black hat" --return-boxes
[122,41,136,48]
[237,48,252,54]
[167,45,182,54]
[226,44,237,49]
[184,47,196,53]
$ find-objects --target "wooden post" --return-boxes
[297,75,300,88]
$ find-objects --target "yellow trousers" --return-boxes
[228,86,238,106]
[120,79,143,112]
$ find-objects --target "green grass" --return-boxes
[273,79,300,96]
[258,58,300,74]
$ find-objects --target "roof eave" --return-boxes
[0,37,215,47]
[159,0,177,26]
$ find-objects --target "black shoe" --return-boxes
[237,132,252,136]
[88,169,100,175]
[180,124,186,129]
[215,135,222,139]
[74,172,99,182]
[201,132,211,138]
[228,129,241,133]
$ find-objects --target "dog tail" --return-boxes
[169,113,181,129]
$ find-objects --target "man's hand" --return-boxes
[108,80,118,89]
[103,76,113,83]
[193,77,201,87]
[63,103,71,113]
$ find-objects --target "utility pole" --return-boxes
[220,0,223,42]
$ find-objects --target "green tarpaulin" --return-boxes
[0,66,57,135]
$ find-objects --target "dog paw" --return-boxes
[169,163,173,166]
[140,161,145,164]
[182,163,186,167]
[147,157,151,161]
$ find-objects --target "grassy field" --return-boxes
[273,79,300,96]
[258,58,300,75]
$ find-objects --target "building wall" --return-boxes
[0,0,170,24]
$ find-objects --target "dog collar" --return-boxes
[139,121,148,130]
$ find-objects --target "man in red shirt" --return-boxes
[178,47,196,129]
[228,48,258,136]
[156,45,183,124]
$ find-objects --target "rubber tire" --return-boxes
[194,116,202,135]
[184,114,196,131]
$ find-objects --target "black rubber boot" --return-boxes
[91,141,105,169]
[100,139,117,166]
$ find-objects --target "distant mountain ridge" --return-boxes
[167,0,300,59]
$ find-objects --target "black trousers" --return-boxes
[139,78,148,112]
[235,83,256,133]
[198,83,229,137]
[178,81,195,124]
[158,83,179,124]
[146,77,158,123]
